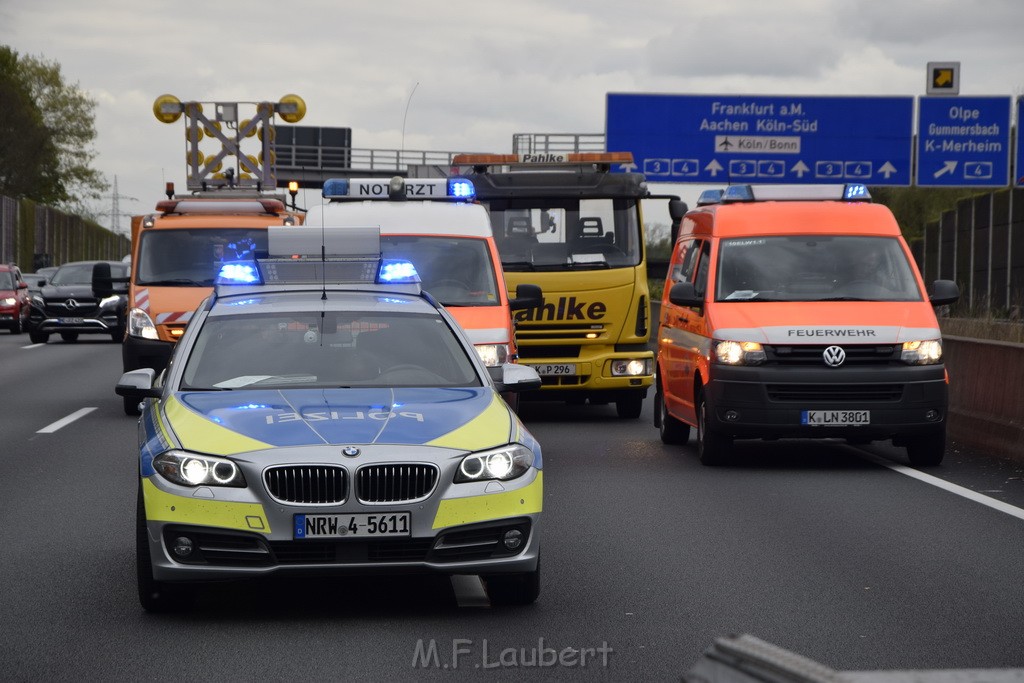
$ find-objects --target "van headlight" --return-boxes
[456,444,534,482]
[152,450,246,487]
[714,340,766,365]
[128,307,159,340]
[475,344,509,367]
[901,339,942,365]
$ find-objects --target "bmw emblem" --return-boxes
[823,346,846,368]
[342,446,361,457]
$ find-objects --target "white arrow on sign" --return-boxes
[934,161,957,178]
[705,159,723,177]
[791,161,809,178]
[879,162,897,179]
[619,163,637,173]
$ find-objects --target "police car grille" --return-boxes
[356,464,438,504]
[766,344,899,365]
[766,384,904,402]
[264,465,347,505]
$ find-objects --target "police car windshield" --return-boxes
[715,236,922,303]
[181,309,482,390]
[485,198,641,271]
[381,236,499,306]
[136,228,266,286]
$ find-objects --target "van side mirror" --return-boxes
[929,279,960,307]
[92,262,114,298]
[668,281,704,308]
[510,283,543,311]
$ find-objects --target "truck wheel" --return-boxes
[906,432,946,467]
[29,329,48,344]
[615,391,644,419]
[60,332,79,342]
[697,389,731,466]
[124,396,142,417]
[484,560,540,606]
[137,483,190,612]
[656,387,691,444]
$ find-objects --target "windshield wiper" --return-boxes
[500,261,535,271]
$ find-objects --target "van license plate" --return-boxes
[294,512,411,539]
[530,363,576,376]
[802,410,869,426]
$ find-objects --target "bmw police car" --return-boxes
[116,222,544,611]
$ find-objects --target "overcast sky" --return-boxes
[2,0,1022,234]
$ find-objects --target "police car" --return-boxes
[116,226,544,611]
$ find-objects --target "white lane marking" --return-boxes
[859,452,1024,522]
[21,343,45,350]
[450,574,490,608]
[37,407,97,434]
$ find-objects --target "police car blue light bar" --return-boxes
[377,259,421,284]
[216,261,262,285]
[721,184,872,203]
[322,176,475,201]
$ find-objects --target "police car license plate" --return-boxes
[529,363,576,376]
[58,317,84,324]
[802,410,870,426]
[294,512,411,539]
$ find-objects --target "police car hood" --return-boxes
[708,301,941,344]
[161,387,515,454]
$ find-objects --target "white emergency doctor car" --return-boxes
[116,226,544,611]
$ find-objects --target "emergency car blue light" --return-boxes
[696,189,724,206]
[448,178,476,199]
[843,183,871,200]
[322,178,351,198]
[216,261,262,285]
[721,185,755,202]
[377,259,421,283]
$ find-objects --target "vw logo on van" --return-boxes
[823,346,846,367]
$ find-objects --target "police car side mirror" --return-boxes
[929,279,960,307]
[510,283,543,311]
[495,363,542,393]
[668,281,704,308]
[115,368,161,400]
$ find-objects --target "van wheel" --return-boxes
[656,387,691,444]
[615,391,644,419]
[60,332,79,342]
[124,396,142,416]
[906,432,946,467]
[697,389,731,466]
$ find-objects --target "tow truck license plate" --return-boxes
[529,363,576,376]
[802,410,870,426]
[294,512,411,539]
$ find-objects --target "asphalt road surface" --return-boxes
[2,332,1023,681]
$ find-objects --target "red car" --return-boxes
[0,263,30,334]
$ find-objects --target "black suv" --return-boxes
[28,261,129,344]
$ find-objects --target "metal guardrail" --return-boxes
[512,133,606,154]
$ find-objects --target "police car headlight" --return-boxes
[475,344,509,367]
[611,358,652,376]
[901,339,942,365]
[714,340,766,366]
[128,307,159,340]
[456,444,534,483]
[152,450,246,487]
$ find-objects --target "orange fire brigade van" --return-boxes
[305,176,542,408]
[655,184,960,467]
[122,189,301,412]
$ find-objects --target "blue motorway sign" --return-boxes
[606,94,914,185]
[917,96,1011,187]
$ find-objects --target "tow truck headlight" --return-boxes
[455,444,534,483]
[610,358,652,376]
[901,339,942,365]
[128,307,159,340]
[714,340,766,366]
[153,450,246,487]
[475,343,509,367]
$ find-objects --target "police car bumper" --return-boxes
[141,464,542,582]
[705,364,948,440]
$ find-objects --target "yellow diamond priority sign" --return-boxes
[927,61,960,95]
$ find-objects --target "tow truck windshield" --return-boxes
[136,228,266,286]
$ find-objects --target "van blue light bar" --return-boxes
[721,184,872,203]
[322,176,475,201]
[696,189,725,206]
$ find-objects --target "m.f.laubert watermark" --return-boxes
[412,638,613,670]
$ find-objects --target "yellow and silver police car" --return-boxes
[116,222,543,611]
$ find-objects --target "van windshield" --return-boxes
[381,235,499,306]
[715,236,922,302]
[136,228,267,286]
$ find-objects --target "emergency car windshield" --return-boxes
[485,198,640,271]
[715,235,922,303]
[136,228,266,286]
[380,236,499,306]
[180,307,482,390]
